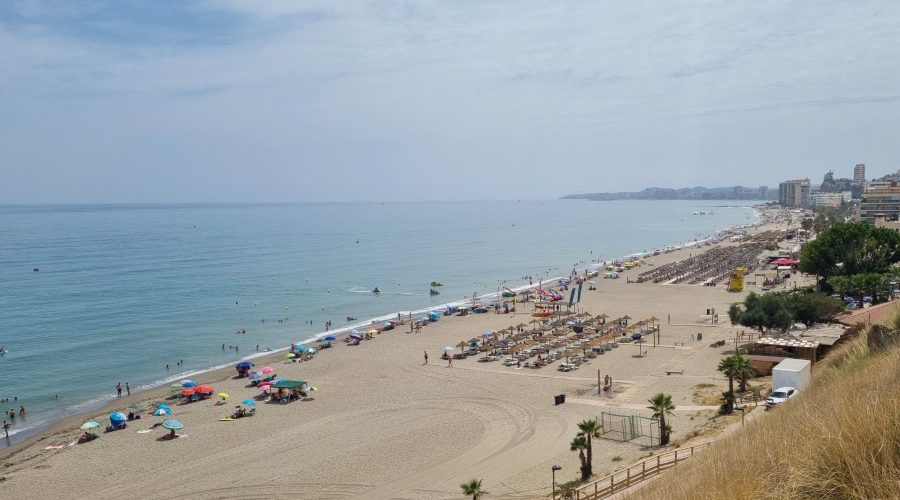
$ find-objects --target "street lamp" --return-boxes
[551,464,562,499]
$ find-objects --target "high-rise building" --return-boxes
[758,186,769,200]
[779,179,811,207]
[853,163,866,185]
[856,180,900,223]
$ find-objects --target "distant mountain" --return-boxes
[561,186,777,201]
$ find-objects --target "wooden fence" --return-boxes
[567,440,718,500]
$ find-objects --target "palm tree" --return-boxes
[647,393,675,445]
[460,478,488,500]
[717,355,739,413]
[576,418,603,478]
[570,435,590,481]
[732,355,755,393]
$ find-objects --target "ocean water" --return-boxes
[0,200,757,444]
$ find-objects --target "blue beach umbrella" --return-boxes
[240,399,256,406]
[109,412,127,425]
[235,361,254,369]
[180,380,197,388]
[161,419,183,430]
[324,336,336,341]
[153,407,172,416]
[80,421,101,430]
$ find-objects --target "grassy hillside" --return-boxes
[633,330,900,500]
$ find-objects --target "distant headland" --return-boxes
[561,186,777,201]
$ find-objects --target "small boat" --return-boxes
[430,288,440,296]
[372,287,381,294]
[430,281,443,287]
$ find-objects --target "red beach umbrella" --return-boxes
[194,385,214,394]
[181,387,195,396]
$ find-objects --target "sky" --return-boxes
[2,0,900,203]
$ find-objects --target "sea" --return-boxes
[0,200,759,445]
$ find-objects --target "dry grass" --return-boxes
[633,332,900,500]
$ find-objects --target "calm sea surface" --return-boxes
[0,200,757,443]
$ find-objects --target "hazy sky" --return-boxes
[2,0,900,203]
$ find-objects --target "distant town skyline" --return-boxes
[2,1,900,203]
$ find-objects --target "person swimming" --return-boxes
[372,287,381,294]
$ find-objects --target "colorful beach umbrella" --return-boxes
[161,419,183,430]
[349,333,363,340]
[235,361,254,369]
[181,388,195,396]
[324,336,336,341]
[240,399,256,406]
[169,383,184,389]
[153,407,172,416]
[80,421,101,430]
[260,366,274,374]
[109,412,127,424]
[194,385,214,394]
[217,392,230,399]
[286,353,296,358]
[180,380,197,388]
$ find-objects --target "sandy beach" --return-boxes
[0,218,797,499]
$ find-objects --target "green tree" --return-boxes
[460,479,487,500]
[799,223,900,283]
[717,356,740,413]
[789,292,845,326]
[576,418,603,478]
[647,393,676,446]
[732,355,755,392]
[728,292,793,333]
[570,435,590,481]
[827,275,850,301]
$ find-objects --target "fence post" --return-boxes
[674,450,679,465]
[626,469,630,487]
[642,461,646,480]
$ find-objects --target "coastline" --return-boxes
[1,211,794,499]
[1,204,766,459]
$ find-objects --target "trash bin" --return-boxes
[554,394,566,405]
[697,332,703,341]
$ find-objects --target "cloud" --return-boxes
[2,1,900,203]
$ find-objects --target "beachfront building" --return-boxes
[779,179,811,207]
[853,163,866,185]
[855,180,900,223]
[807,191,850,208]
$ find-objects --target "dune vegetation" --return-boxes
[633,325,900,500]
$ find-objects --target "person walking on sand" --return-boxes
[447,356,452,367]
[116,383,122,398]
[126,383,131,396]
[424,351,428,365]
[2,420,10,438]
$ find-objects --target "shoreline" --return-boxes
[1,205,766,457]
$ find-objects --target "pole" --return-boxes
[552,468,557,500]
[598,369,601,394]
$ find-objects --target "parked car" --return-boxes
[765,387,797,409]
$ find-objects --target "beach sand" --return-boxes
[1,220,799,499]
